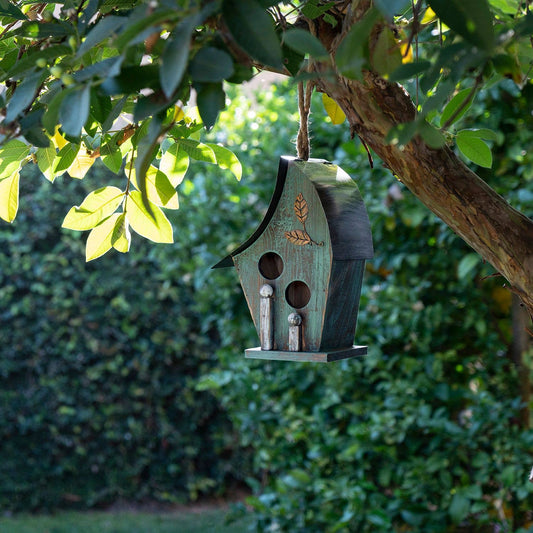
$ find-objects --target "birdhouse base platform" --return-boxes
[245,345,367,363]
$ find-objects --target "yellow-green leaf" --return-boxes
[372,27,402,77]
[160,143,189,187]
[85,214,119,261]
[0,172,20,223]
[322,93,346,125]
[0,140,30,179]
[207,143,242,180]
[111,213,131,253]
[130,165,179,209]
[126,190,173,243]
[62,186,124,231]
[36,145,58,182]
[67,150,96,179]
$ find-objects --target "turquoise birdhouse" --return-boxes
[214,156,373,362]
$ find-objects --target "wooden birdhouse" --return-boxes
[213,156,373,362]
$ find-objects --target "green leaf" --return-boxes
[8,21,75,39]
[111,213,131,253]
[0,171,20,223]
[5,71,44,123]
[101,65,160,95]
[54,143,80,173]
[456,131,492,167]
[189,47,235,83]
[283,29,328,59]
[126,190,173,243]
[372,27,402,77]
[131,165,179,209]
[76,16,126,58]
[100,142,123,173]
[0,140,30,178]
[113,8,176,51]
[449,493,470,524]
[389,61,431,82]
[0,0,26,20]
[160,14,198,98]
[427,0,494,52]
[195,82,225,131]
[457,253,480,279]
[374,0,410,21]
[457,128,498,141]
[85,213,120,261]
[62,186,124,231]
[419,121,446,149]
[335,8,380,79]
[301,0,335,19]
[440,88,475,127]
[222,0,283,68]
[36,145,57,182]
[59,86,91,137]
[177,138,216,163]
[160,144,189,187]
[206,143,242,180]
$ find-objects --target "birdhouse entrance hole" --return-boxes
[258,252,284,280]
[286,280,311,309]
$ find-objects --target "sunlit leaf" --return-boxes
[100,142,124,173]
[85,213,119,261]
[36,144,57,182]
[111,213,131,253]
[54,143,80,173]
[62,186,124,231]
[67,150,97,179]
[131,165,179,209]
[126,190,173,243]
[0,140,30,178]
[160,143,190,186]
[0,171,20,223]
[322,93,346,125]
[177,138,216,163]
[206,143,242,180]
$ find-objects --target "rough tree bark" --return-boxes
[303,2,533,320]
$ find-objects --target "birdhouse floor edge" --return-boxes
[244,345,367,363]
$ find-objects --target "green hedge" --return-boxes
[1,79,532,533]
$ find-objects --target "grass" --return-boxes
[0,507,253,533]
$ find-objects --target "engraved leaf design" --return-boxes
[294,192,308,224]
[285,229,311,245]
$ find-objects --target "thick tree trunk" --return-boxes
[308,8,533,320]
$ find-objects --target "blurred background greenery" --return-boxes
[0,77,532,532]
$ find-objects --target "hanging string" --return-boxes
[297,80,314,160]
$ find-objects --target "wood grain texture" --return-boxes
[245,345,367,363]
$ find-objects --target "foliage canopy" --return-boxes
[0,0,532,265]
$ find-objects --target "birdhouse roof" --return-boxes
[213,156,373,268]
